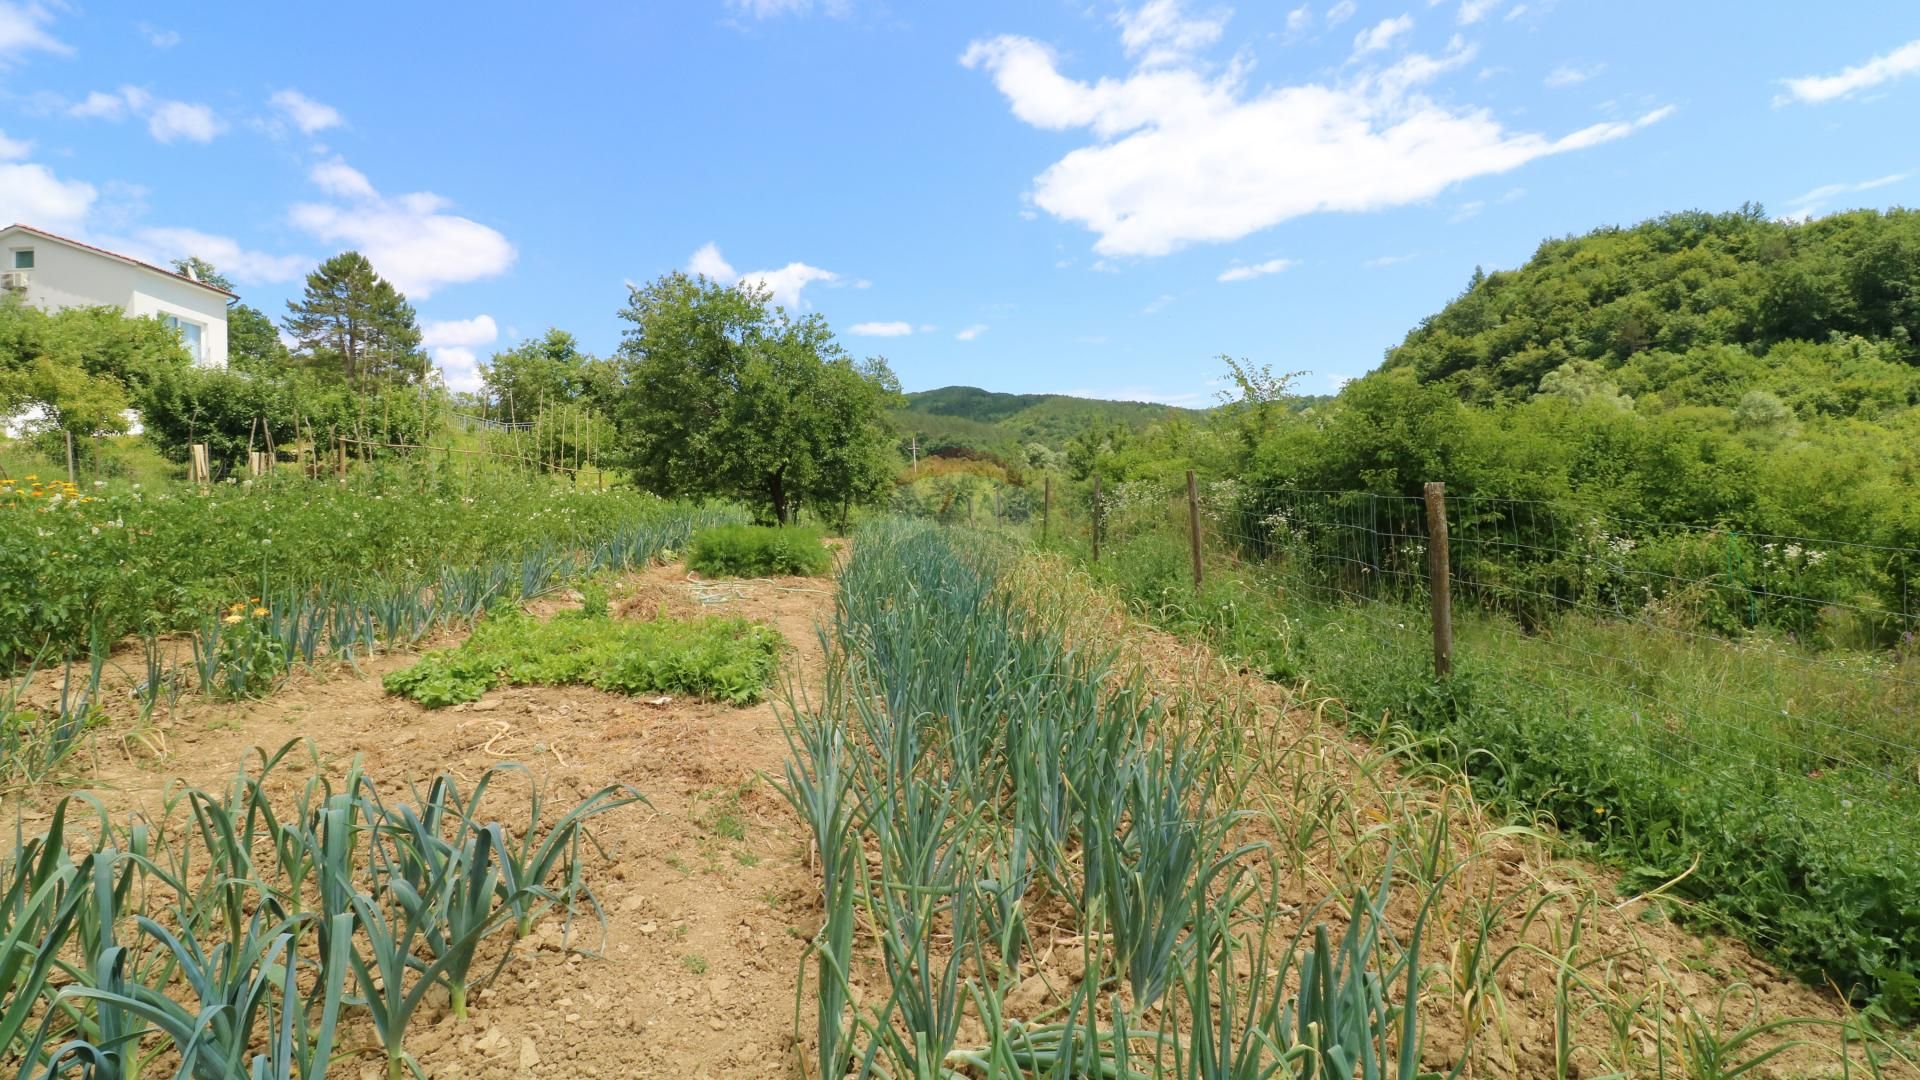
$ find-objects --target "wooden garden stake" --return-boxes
[1424,481,1453,677]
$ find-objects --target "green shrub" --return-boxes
[687,524,831,577]
[384,607,784,707]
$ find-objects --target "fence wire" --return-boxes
[1032,476,1920,820]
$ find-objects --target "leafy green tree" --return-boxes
[0,297,189,436]
[610,272,898,524]
[282,251,426,387]
[1535,359,1634,411]
[480,329,611,417]
[227,303,290,375]
[170,256,234,293]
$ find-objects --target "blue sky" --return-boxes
[2,2,1918,403]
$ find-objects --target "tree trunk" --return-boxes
[770,468,789,525]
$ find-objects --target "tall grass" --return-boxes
[1066,518,1920,1013]
[779,519,1436,1078]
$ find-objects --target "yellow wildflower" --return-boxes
[223,614,244,625]
[252,606,268,617]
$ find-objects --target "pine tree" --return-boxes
[281,251,426,387]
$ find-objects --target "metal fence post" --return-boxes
[1424,481,1453,677]
[1043,475,1051,545]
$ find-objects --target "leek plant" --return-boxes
[781,519,1439,1078]
[0,738,639,1080]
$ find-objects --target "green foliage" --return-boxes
[383,607,784,707]
[0,470,741,668]
[283,250,428,387]
[1080,521,1920,1006]
[902,385,1199,445]
[480,328,614,415]
[687,524,831,577]
[611,271,899,525]
[0,295,193,436]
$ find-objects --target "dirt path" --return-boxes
[11,562,833,1079]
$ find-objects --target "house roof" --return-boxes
[1,222,240,299]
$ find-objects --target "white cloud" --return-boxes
[1287,5,1312,32]
[269,90,344,135]
[682,242,839,308]
[1218,257,1295,281]
[1325,0,1357,27]
[0,128,28,159]
[1543,62,1603,88]
[726,0,851,18]
[69,89,136,120]
[1364,252,1417,266]
[423,314,500,348]
[955,324,988,340]
[65,86,224,143]
[309,157,376,199]
[1456,0,1499,24]
[1142,294,1175,314]
[290,162,516,298]
[148,100,224,143]
[421,315,499,394]
[0,161,95,231]
[1117,0,1227,66]
[1449,200,1483,222]
[433,348,483,393]
[1778,39,1920,105]
[687,242,735,279]
[139,23,180,48]
[1782,172,1912,220]
[963,26,1670,257]
[849,321,914,336]
[122,227,306,285]
[1352,15,1413,56]
[0,2,68,61]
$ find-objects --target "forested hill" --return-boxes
[899,386,1200,449]
[1380,205,1920,412]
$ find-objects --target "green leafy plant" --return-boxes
[687,524,831,578]
[383,608,784,707]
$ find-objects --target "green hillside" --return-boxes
[1381,204,1920,411]
[898,385,1201,454]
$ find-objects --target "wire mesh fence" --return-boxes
[977,471,1920,994]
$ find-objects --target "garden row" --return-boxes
[781,520,1429,1077]
[0,742,638,1079]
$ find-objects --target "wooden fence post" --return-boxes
[335,436,347,480]
[1042,475,1052,545]
[1424,481,1453,678]
[1092,475,1103,562]
[1187,470,1203,588]
[64,430,77,485]
[190,443,210,486]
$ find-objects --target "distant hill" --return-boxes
[899,386,1201,451]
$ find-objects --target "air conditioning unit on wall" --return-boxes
[0,271,27,292]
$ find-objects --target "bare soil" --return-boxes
[9,561,836,1079]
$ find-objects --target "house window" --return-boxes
[161,314,204,362]
[10,249,31,269]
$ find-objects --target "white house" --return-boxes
[1,223,234,368]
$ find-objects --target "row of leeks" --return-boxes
[779,520,1443,1079]
[0,739,640,1080]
